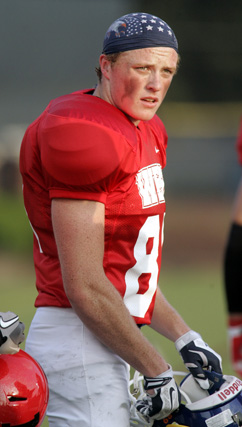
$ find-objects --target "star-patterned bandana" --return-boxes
[103,12,178,54]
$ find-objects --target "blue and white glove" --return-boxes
[0,311,25,354]
[135,365,181,423]
[175,330,222,389]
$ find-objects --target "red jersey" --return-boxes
[236,118,242,165]
[20,89,168,325]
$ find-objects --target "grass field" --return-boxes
[0,194,236,426]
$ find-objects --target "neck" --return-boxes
[93,84,102,99]
[92,83,140,127]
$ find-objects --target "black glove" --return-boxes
[0,311,25,354]
[135,365,181,423]
[175,330,222,389]
[0,331,7,346]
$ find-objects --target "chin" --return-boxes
[140,112,157,122]
[132,111,157,123]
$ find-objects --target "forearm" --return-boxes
[150,287,190,341]
[66,273,168,377]
[52,198,168,377]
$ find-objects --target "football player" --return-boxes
[20,12,222,427]
[224,118,242,378]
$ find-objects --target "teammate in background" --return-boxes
[224,119,242,378]
[20,13,222,427]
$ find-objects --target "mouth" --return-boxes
[141,97,159,107]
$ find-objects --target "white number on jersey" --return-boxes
[124,215,162,318]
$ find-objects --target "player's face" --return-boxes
[100,47,178,125]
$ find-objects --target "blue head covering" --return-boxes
[103,12,178,55]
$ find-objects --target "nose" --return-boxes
[146,71,162,92]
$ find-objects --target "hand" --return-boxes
[228,316,242,378]
[0,311,25,354]
[135,365,180,423]
[175,330,222,389]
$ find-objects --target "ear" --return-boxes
[99,54,112,80]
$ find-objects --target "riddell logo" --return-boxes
[218,379,242,401]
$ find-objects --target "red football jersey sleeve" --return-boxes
[39,114,138,201]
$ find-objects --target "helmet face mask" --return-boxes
[0,350,49,427]
[129,371,242,427]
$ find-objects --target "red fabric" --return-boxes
[236,118,242,165]
[20,89,168,324]
[229,316,242,327]
[228,316,242,378]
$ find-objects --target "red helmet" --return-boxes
[0,349,49,426]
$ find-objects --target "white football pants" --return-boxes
[25,307,130,427]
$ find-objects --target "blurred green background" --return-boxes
[1,1,242,426]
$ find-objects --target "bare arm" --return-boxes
[150,287,190,341]
[51,198,168,377]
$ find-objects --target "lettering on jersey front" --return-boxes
[136,163,165,209]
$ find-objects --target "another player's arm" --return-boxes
[224,176,242,377]
[51,198,168,377]
[225,176,242,318]
[231,176,242,226]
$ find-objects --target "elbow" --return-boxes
[63,276,88,309]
